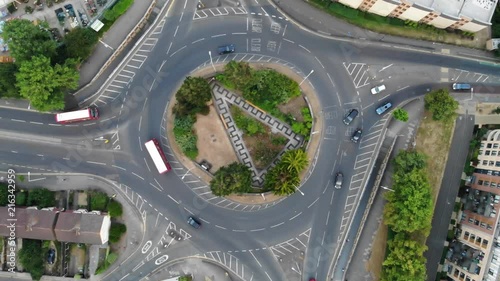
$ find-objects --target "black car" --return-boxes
[187,216,201,229]
[351,128,362,143]
[342,109,358,125]
[47,248,55,264]
[218,44,235,55]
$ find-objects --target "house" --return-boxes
[54,211,111,245]
[0,207,57,241]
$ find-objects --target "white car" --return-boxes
[371,85,386,95]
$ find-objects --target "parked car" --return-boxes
[187,216,201,229]
[375,102,392,115]
[342,109,358,125]
[351,128,362,143]
[47,248,55,264]
[218,44,235,55]
[370,84,386,95]
[334,172,343,189]
[452,83,471,91]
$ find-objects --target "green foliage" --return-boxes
[107,252,118,264]
[19,239,44,281]
[493,5,500,38]
[173,115,198,160]
[63,27,99,61]
[231,107,264,136]
[16,191,27,206]
[109,222,127,243]
[291,107,313,136]
[27,188,55,208]
[381,233,427,281]
[16,56,79,111]
[0,63,20,98]
[0,184,8,206]
[95,250,118,275]
[108,200,123,217]
[492,107,500,114]
[18,175,25,182]
[2,19,56,64]
[392,108,409,122]
[179,276,193,281]
[173,76,212,117]
[90,191,108,211]
[104,0,134,21]
[223,60,253,90]
[280,149,309,174]
[210,162,253,196]
[424,89,458,121]
[393,151,427,174]
[265,163,300,195]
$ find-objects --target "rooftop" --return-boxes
[409,0,497,24]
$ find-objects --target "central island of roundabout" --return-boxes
[164,60,324,206]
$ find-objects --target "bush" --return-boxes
[27,188,55,208]
[173,76,212,118]
[19,239,44,280]
[424,89,458,121]
[109,222,127,243]
[95,251,118,275]
[210,163,253,196]
[16,191,27,206]
[173,115,198,160]
[179,276,193,281]
[107,200,123,217]
[104,0,134,21]
[231,107,264,136]
[0,184,8,206]
[89,191,108,211]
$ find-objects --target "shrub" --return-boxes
[27,188,55,208]
[0,184,8,206]
[90,191,108,211]
[210,163,252,196]
[107,200,123,217]
[173,115,198,160]
[19,239,44,280]
[231,107,264,136]
[16,191,27,206]
[109,222,127,243]
[104,0,134,21]
[173,76,212,118]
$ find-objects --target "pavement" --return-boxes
[147,258,234,281]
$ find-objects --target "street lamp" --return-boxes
[181,167,194,180]
[299,69,314,86]
[208,51,216,72]
[381,186,395,192]
[293,184,305,196]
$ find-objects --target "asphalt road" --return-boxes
[0,0,499,280]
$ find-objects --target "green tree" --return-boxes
[179,275,193,281]
[16,56,79,111]
[2,19,56,64]
[280,149,309,174]
[223,60,254,90]
[244,69,301,107]
[383,169,433,233]
[382,233,428,281]
[264,163,300,195]
[424,89,458,121]
[392,108,409,122]
[0,183,8,206]
[210,162,252,196]
[0,63,20,98]
[19,239,44,280]
[27,188,55,208]
[63,27,99,60]
[173,76,212,117]
[108,200,123,217]
[393,150,427,174]
[109,222,127,243]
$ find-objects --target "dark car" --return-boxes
[342,109,358,125]
[218,44,235,55]
[351,128,362,143]
[47,248,55,264]
[375,102,392,115]
[452,83,471,91]
[334,172,343,189]
[187,216,201,229]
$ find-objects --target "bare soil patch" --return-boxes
[194,104,239,173]
[278,96,307,122]
[366,222,388,281]
[243,128,287,170]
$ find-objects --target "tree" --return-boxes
[173,76,212,117]
[264,163,300,195]
[179,275,193,281]
[280,149,309,174]
[109,222,127,243]
[392,108,409,122]
[210,162,253,196]
[393,151,426,174]
[2,19,56,64]
[19,239,44,280]
[16,56,79,111]
[27,188,55,208]
[0,183,8,206]
[424,89,458,121]
[0,63,20,98]
[382,233,428,281]
[63,27,99,60]
[108,200,123,217]
[383,169,433,233]
[223,60,253,90]
[244,69,300,107]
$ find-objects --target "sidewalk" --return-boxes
[346,98,425,281]
[269,0,500,62]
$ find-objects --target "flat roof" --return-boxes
[409,0,497,23]
[56,109,91,122]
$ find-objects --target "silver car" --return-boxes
[334,172,343,189]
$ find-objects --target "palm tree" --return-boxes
[281,149,309,174]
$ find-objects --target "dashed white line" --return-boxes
[308,198,319,208]
[168,195,179,204]
[29,121,43,125]
[86,161,106,165]
[289,212,302,220]
[211,34,226,38]
[250,228,265,232]
[192,38,205,44]
[173,26,179,37]
[11,119,25,122]
[283,38,294,43]
[325,210,330,225]
[215,225,227,230]
[112,165,126,171]
[132,172,145,180]
[298,44,311,53]
[37,154,43,157]
[11,151,17,154]
[270,222,285,228]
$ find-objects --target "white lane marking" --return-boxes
[112,165,126,171]
[308,198,319,208]
[289,212,302,220]
[298,44,311,53]
[211,34,226,38]
[30,121,43,125]
[132,172,145,180]
[270,222,284,228]
[249,250,262,267]
[215,225,227,230]
[87,161,106,165]
[11,119,26,122]
[168,195,179,204]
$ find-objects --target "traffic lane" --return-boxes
[425,113,474,281]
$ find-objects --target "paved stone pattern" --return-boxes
[211,83,304,186]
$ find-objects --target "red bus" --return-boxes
[55,107,99,124]
[145,139,171,174]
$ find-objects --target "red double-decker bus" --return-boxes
[145,138,171,174]
[55,107,99,124]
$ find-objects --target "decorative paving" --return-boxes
[211,83,304,186]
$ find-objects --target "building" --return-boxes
[0,207,57,241]
[54,211,111,245]
[477,129,500,172]
[336,0,497,32]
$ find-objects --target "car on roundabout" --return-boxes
[370,84,386,95]
[218,44,235,55]
[351,128,362,143]
[342,109,358,125]
[187,216,201,229]
[334,172,343,189]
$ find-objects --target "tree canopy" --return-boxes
[424,89,458,121]
[393,150,426,174]
[27,188,56,208]
[16,55,79,111]
[19,239,44,280]
[265,164,300,195]
[280,149,309,174]
[382,233,428,281]
[0,63,20,98]
[223,60,253,90]
[63,27,99,61]
[210,162,253,196]
[173,76,212,117]
[2,19,56,64]
[392,108,409,122]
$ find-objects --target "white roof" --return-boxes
[56,109,91,122]
[145,140,168,173]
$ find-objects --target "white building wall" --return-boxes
[338,0,363,9]
[399,6,429,21]
[100,215,111,244]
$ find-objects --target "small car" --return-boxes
[334,172,343,189]
[187,216,201,229]
[218,44,235,55]
[342,109,358,125]
[47,248,55,264]
[351,129,362,143]
[376,102,392,115]
[452,83,471,91]
[309,279,316,281]
[371,84,386,95]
